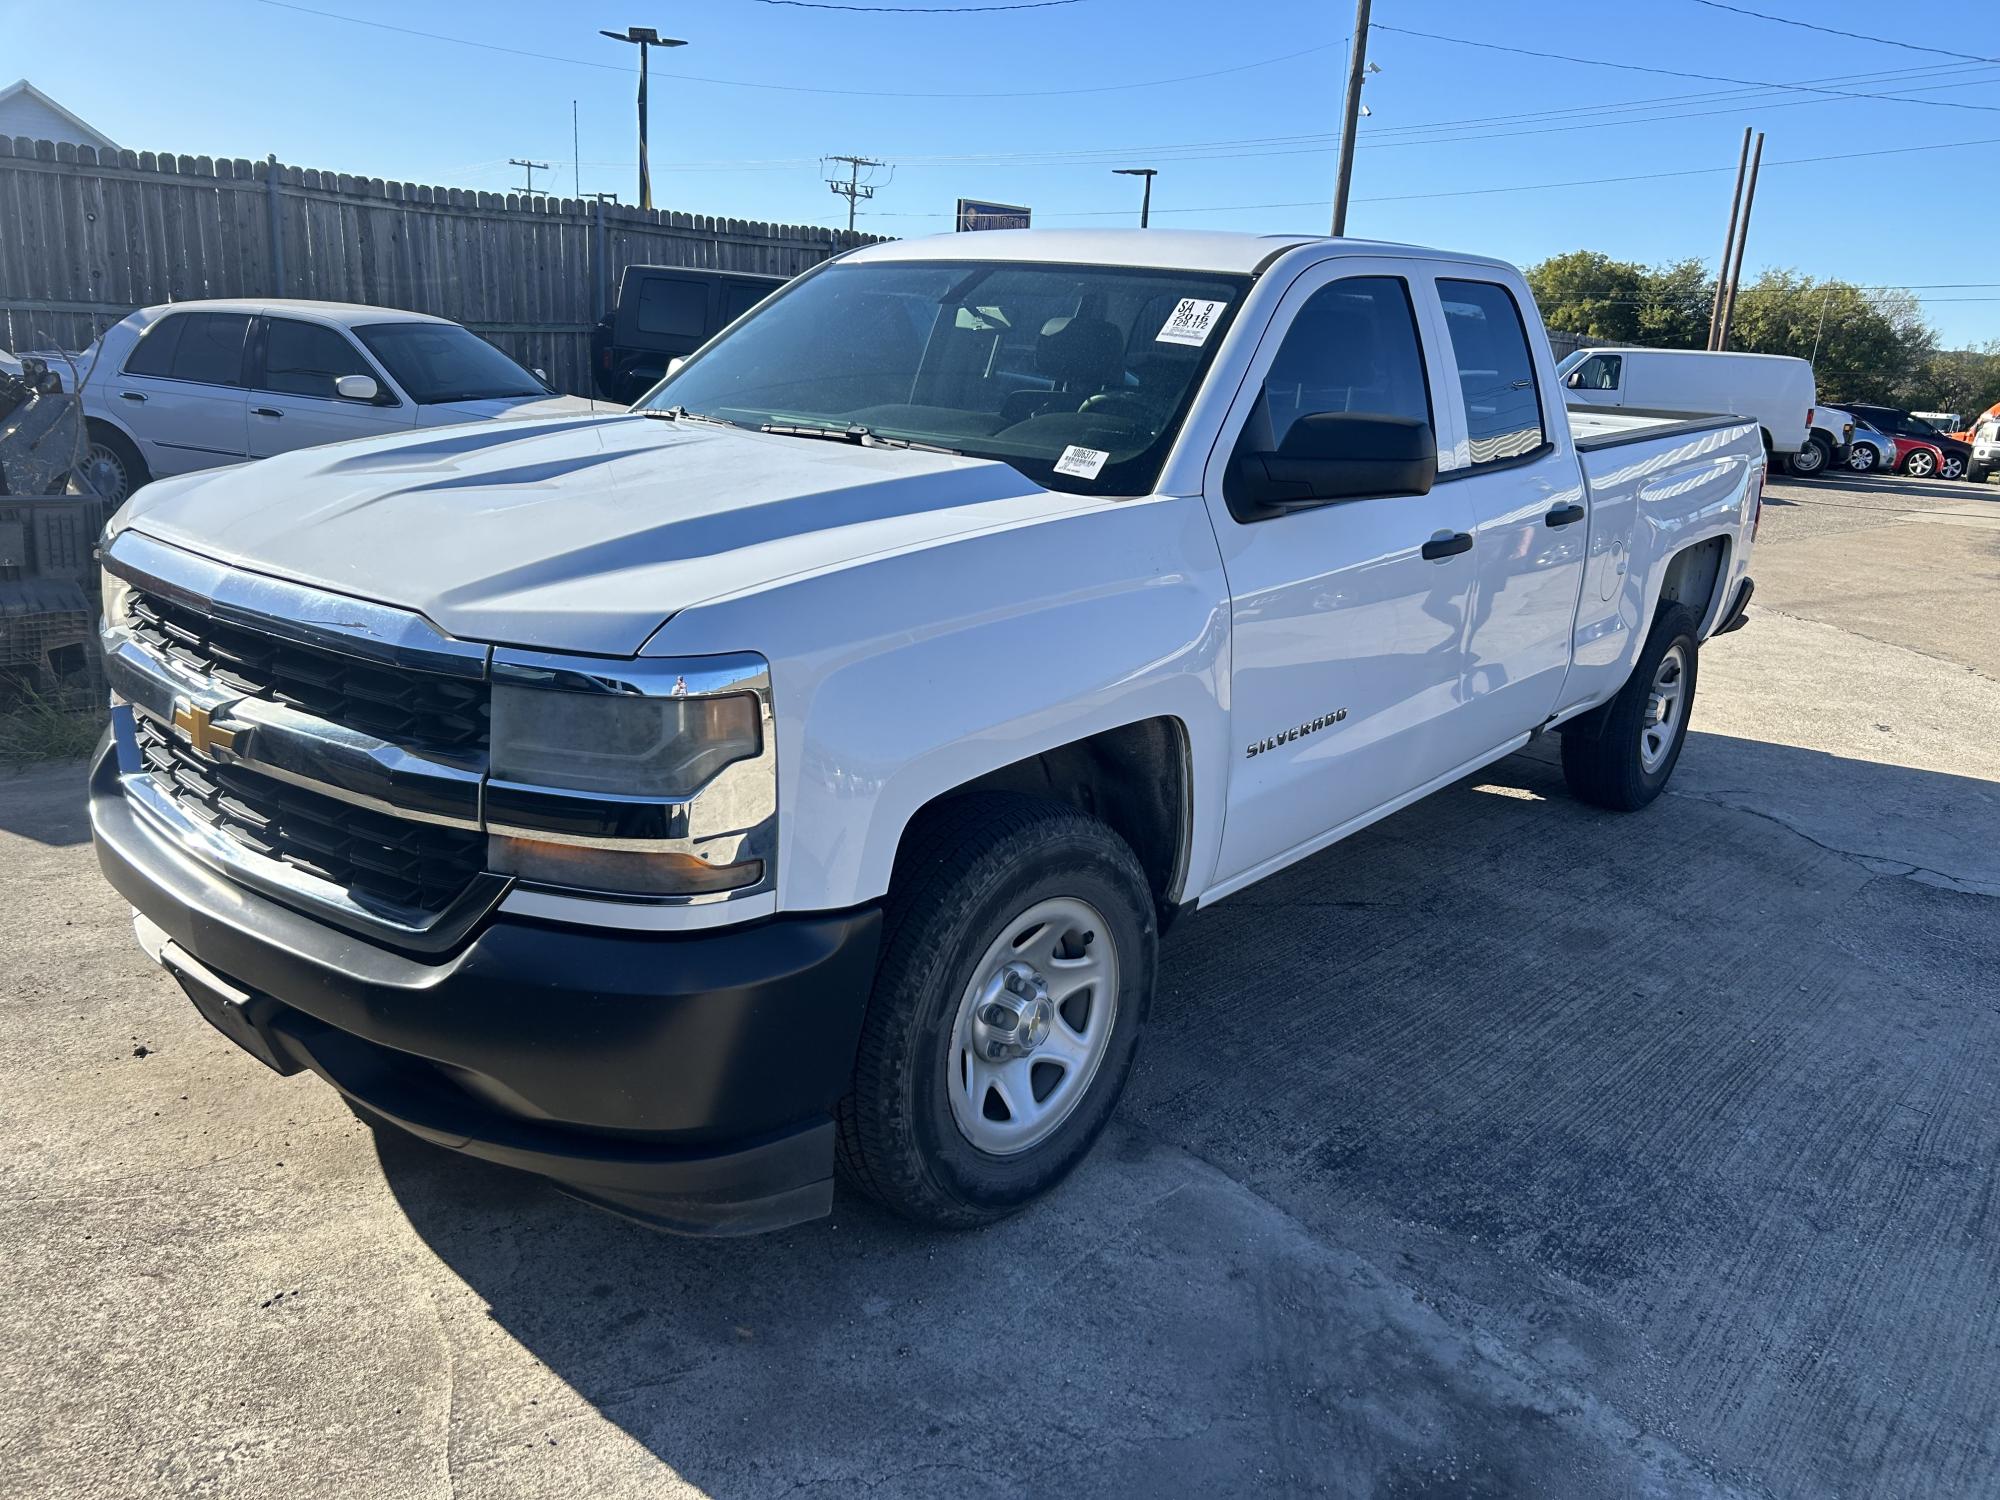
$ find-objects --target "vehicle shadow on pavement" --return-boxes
[369,732,2000,1498]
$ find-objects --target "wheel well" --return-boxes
[903,718,1191,929]
[1658,536,1728,632]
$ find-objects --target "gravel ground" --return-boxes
[2,470,1996,1499]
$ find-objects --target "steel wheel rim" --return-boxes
[1908,451,1935,477]
[1795,443,1823,472]
[85,442,129,502]
[1640,644,1687,775]
[1942,455,1965,480]
[947,894,1118,1156]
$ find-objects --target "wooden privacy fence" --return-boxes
[0,137,878,397]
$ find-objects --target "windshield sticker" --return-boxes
[1156,298,1227,347]
[1054,445,1110,479]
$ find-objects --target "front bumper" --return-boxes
[90,742,882,1234]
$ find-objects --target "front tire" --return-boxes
[836,793,1156,1228]
[1559,606,1701,812]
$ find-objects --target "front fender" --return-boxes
[647,493,1232,914]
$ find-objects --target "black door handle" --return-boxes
[1421,531,1474,561]
[119,390,147,403]
[1545,503,1586,527]
[251,407,283,419]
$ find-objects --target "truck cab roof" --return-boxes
[841,228,1518,278]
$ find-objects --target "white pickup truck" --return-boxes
[92,230,1762,1234]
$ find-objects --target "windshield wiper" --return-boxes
[759,422,961,456]
[642,406,737,427]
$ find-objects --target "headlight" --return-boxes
[485,653,775,900]
[101,567,138,631]
[490,683,760,797]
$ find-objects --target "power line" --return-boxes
[1371,21,2000,114]
[1685,0,1997,65]
[743,0,1087,9]
[244,0,1340,100]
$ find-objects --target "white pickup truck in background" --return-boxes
[92,229,1763,1233]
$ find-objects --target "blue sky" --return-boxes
[14,0,1999,345]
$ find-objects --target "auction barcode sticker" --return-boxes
[1156,298,1227,347]
[1054,445,1110,479]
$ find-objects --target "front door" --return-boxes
[1201,265,1479,895]
[247,317,414,458]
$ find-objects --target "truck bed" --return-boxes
[1567,405,1749,452]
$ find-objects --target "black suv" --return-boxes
[1835,403,1973,481]
[589,266,787,404]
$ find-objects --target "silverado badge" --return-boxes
[1247,708,1347,758]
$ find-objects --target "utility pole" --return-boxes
[600,26,687,211]
[1113,167,1158,227]
[1716,131,1764,352]
[1707,128,1752,351]
[1330,0,1373,236]
[572,100,581,199]
[510,158,550,195]
[825,155,887,234]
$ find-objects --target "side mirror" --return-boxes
[532,367,551,388]
[1235,413,1436,513]
[335,373,380,403]
[1566,370,1584,389]
[665,356,687,378]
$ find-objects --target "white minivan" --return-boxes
[1556,346,1815,463]
[78,300,601,501]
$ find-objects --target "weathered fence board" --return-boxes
[0,138,876,396]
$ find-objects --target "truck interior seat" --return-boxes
[999,316,1126,425]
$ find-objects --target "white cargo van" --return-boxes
[1556,347,1815,461]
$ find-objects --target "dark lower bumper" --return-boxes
[91,743,882,1234]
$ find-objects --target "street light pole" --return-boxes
[1113,168,1157,227]
[600,26,687,212]
[1330,0,1373,236]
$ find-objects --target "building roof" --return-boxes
[0,80,118,151]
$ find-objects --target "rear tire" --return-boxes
[1939,452,1967,481]
[1903,448,1938,479]
[1848,443,1879,474]
[84,421,148,503]
[1559,605,1701,812]
[836,793,1156,1228]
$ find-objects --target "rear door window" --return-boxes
[1438,280,1546,465]
[159,312,251,387]
[123,314,187,378]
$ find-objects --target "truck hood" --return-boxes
[414,392,606,425]
[113,414,1076,656]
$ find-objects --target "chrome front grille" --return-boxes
[134,711,487,921]
[127,588,488,755]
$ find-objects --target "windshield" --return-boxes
[1553,349,1587,376]
[640,260,1251,495]
[354,322,547,404]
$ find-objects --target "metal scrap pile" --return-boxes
[1,355,109,693]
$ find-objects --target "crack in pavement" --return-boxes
[1669,788,2000,897]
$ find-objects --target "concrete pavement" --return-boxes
[2,469,1996,1498]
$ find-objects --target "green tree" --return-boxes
[1726,271,1926,403]
[1895,343,2000,422]
[1634,258,1713,349]
[1525,251,1646,341]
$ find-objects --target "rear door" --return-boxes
[108,311,252,476]
[1203,261,1480,893]
[1430,275,1591,746]
[247,316,414,457]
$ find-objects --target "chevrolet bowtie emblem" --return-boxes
[171,700,239,758]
